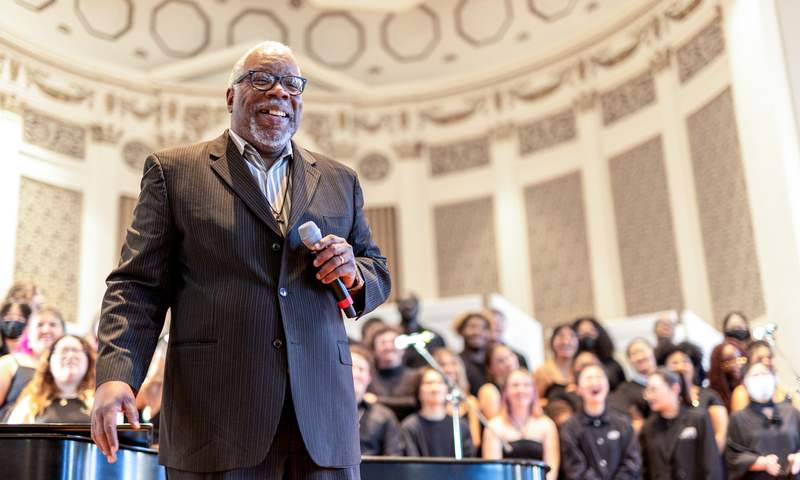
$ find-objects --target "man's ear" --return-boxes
[225,88,234,113]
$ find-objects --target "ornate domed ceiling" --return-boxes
[1,0,651,95]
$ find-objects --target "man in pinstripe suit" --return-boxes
[91,41,391,479]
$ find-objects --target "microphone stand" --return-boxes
[409,341,513,459]
[761,332,800,393]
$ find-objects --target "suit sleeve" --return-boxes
[347,174,391,317]
[96,154,176,390]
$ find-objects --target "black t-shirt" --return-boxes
[400,413,476,458]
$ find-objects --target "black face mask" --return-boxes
[579,336,597,352]
[1,321,27,340]
[725,329,750,342]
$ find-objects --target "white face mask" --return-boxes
[745,374,776,403]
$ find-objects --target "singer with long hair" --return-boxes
[482,369,559,480]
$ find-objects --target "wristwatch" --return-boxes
[348,269,365,293]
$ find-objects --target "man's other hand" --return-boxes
[91,380,140,463]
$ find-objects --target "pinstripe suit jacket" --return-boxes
[97,131,391,472]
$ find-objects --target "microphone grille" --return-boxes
[299,221,322,249]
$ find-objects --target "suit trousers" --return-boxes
[165,382,360,480]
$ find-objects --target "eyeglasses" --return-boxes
[52,347,88,358]
[722,357,747,370]
[234,70,307,96]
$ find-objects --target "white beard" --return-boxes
[248,115,295,152]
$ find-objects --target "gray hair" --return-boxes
[228,41,297,90]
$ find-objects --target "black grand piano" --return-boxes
[0,425,549,479]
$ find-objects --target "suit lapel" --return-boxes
[209,132,282,235]
[286,145,320,233]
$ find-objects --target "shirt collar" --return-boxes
[581,408,610,426]
[228,128,293,169]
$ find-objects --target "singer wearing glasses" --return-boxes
[91,40,391,479]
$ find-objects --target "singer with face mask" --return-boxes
[726,361,800,479]
[573,318,626,391]
[723,312,753,344]
[730,341,800,413]
[0,300,32,356]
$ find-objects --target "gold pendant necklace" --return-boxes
[59,398,68,407]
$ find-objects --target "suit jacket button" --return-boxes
[273,339,283,348]
[279,288,287,297]
[272,243,280,251]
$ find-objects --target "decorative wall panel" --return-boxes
[122,140,153,171]
[524,173,594,328]
[687,88,765,325]
[364,206,399,303]
[677,17,725,84]
[430,136,491,176]
[518,109,577,157]
[434,197,500,297]
[358,153,391,182]
[609,136,683,315]
[14,177,83,324]
[600,71,656,126]
[22,108,86,159]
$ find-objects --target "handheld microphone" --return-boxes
[394,331,436,350]
[299,221,357,318]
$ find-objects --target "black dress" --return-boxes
[505,439,543,460]
[726,400,800,479]
[639,405,723,480]
[35,398,91,423]
[0,362,35,421]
